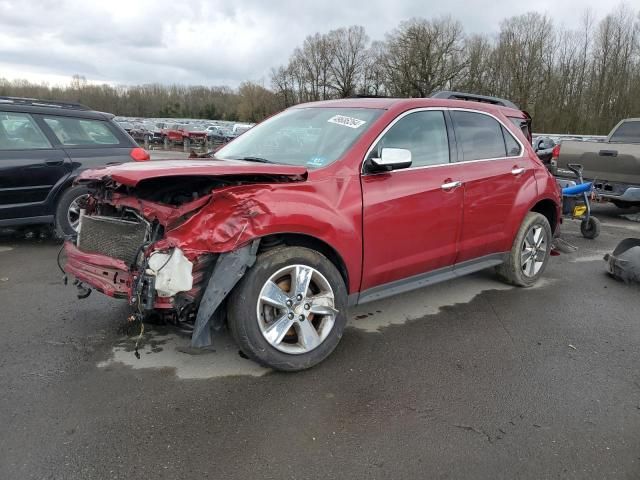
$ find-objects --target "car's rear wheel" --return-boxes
[496,212,552,287]
[55,185,91,237]
[227,247,347,371]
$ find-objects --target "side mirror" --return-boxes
[370,148,412,171]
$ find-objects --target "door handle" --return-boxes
[599,149,618,157]
[511,167,525,175]
[441,180,462,191]
[45,160,64,166]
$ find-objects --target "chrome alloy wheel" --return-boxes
[256,264,338,354]
[67,194,90,232]
[521,225,547,277]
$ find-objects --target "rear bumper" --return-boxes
[64,242,132,299]
[598,186,640,202]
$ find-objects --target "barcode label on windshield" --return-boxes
[327,115,367,129]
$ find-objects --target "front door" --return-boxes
[0,111,70,221]
[360,109,464,292]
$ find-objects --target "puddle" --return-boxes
[0,246,13,253]
[98,273,557,374]
[349,273,555,333]
[98,330,269,379]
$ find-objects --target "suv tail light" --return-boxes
[130,147,150,162]
[551,144,560,161]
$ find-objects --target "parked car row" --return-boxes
[114,117,255,149]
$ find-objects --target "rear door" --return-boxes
[40,115,136,172]
[360,109,464,291]
[0,111,70,222]
[450,109,536,263]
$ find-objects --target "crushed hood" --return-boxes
[77,159,308,187]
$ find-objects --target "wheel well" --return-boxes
[531,199,558,233]
[258,233,350,288]
[49,178,76,213]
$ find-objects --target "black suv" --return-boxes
[0,97,149,236]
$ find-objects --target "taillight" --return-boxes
[551,144,561,160]
[130,147,150,161]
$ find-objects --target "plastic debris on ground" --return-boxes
[604,238,640,284]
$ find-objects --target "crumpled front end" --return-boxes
[62,161,307,343]
[64,208,218,320]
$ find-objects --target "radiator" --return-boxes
[77,215,149,265]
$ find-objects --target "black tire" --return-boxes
[580,216,601,239]
[496,212,552,287]
[54,185,91,238]
[227,246,348,371]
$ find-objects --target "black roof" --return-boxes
[0,96,114,120]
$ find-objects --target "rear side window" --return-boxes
[451,111,506,161]
[371,110,450,167]
[43,117,120,146]
[508,116,531,141]
[0,112,52,150]
[609,121,640,143]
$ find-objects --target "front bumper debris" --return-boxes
[64,242,132,298]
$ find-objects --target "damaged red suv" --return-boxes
[64,92,561,371]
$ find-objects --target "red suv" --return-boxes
[64,93,561,371]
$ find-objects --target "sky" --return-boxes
[0,0,630,88]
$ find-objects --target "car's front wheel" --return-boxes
[496,212,552,287]
[227,247,347,371]
[54,185,91,237]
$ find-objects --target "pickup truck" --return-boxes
[161,124,208,147]
[554,118,640,207]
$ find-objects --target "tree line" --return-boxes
[1,4,639,134]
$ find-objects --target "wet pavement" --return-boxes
[1,203,639,479]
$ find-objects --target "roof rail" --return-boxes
[430,91,519,110]
[0,96,90,111]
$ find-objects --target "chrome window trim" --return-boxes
[361,107,525,175]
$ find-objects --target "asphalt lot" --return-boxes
[1,203,639,479]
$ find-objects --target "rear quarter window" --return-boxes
[508,116,531,141]
[43,117,121,146]
[502,126,522,156]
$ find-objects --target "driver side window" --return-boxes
[371,110,450,167]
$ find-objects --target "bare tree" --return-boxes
[381,17,467,97]
[327,25,370,97]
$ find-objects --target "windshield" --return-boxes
[216,107,383,168]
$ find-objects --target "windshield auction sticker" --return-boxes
[327,115,367,129]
